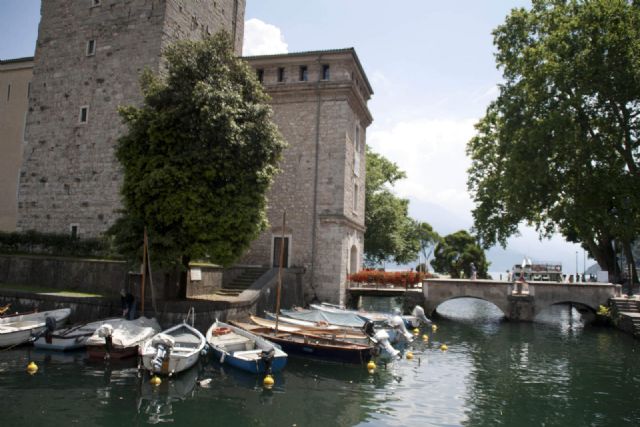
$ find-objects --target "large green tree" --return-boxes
[431,230,490,279]
[364,147,420,265]
[416,222,441,272]
[110,33,285,289]
[467,0,640,282]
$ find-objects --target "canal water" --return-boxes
[1,300,639,426]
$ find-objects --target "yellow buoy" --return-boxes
[26,361,38,375]
[431,324,438,332]
[422,334,429,342]
[440,344,448,351]
[150,375,162,386]
[367,360,376,373]
[263,374,275,389]
[412,328,420,335]
[406,351,414,360]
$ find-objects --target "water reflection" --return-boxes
[137,366,199,424]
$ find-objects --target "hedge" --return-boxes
[0,230,118,259]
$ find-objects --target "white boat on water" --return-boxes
[140,321,206,376]
[310,303,432,328]
[85,317,161,359]
[33,317,121,351]
[0,308,71,347]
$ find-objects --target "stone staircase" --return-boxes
[611,297,640,337]
[214,267,270,297]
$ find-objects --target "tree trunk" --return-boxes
[585,237,621,283]
[622,240,638,288]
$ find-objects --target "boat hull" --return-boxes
[140,323,206,376]
[0,308,71,347]
[87,344,139,359]
[206,320,287,374]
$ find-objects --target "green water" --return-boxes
[1,300,639,426]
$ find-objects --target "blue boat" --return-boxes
[206,320,287,374]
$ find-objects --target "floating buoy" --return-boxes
[150,375,162,386]
[412,328,420,335]
[367,360,376,373]
[406,351,414,360]
[26,361,38,375]
[422,334,429,342]
[263,374,274,389]
[440,344,448,351]
[431,324,438,332]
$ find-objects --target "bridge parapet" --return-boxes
[423,278,618,321]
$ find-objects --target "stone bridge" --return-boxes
[423,279,620,321]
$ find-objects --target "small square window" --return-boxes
[299,65,308,82]
[277,67,285,83]
[79,106,89,124]
[322,64,330,81]
[256,68,264,83]
[91,0,101,6]
[86,39,96,56]
[70,224,79,238]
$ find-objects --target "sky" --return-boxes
[0,1,591,275]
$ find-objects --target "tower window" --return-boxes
[70,224,79,238]
[91,0,101,7]
[277,67,285,83]
[299,65,308,82]
[27,82,31,99]
[322,64,330,81]
[354,183,359,212]
[7,84,11,101]
[257,68,264,83]
[79,106,89,124]
[86,39,96,56]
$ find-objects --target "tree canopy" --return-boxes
[467,0,640,281]
[109,32,285,272]
[430,230,490,279]
[364,147,421,266]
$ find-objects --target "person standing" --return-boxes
[121,289,136,320]
[470,262,478,280]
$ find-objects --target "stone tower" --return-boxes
[17,0,245,237]
[243,50,373,304]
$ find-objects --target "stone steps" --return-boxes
[214,267,270,297]
[610,298,640,313]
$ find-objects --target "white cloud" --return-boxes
[368,117,478,221]
[242,18,288,56]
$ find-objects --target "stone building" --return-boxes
[3,0,373,304]
[243,50,372,304]
[0,57,33,231]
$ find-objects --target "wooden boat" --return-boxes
[0,308,71,347]
[33,318,121,351]
[206,320,287,374]
[231,320,373,365]
[140,322,206,376]
[310,303,432,328]
[252,315,370,345]
[85,317,161,359]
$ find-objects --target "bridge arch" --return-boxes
[431,296,508,318]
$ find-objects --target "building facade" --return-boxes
[242,51,372,303]
[0,57,33,231]
[4,1,372,304]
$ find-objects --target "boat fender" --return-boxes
[213,327,231,336]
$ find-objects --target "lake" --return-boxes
[1,299,639,426]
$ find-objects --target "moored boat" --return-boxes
[206,320,287,374]
[0,308,71,347]
[231,320,374,365]
[140,322,206,376]
[33,317,122,351]
[252,315,370,344]
[85,317,161,359]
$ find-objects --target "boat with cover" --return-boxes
[0,308,71,347]
[140,315,206,376]
[310,303,432,328]
[206,319,287,374]
[231,319,374,365]
[85,317,161,359]
[33,317,122,351]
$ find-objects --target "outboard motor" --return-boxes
[97,324,114,359]
[390,315,414,343]
[412,305,432,326]
[150,334,175,373]
[260,348,276,374]
[44,316,56,344]
[362,320,376,338]
[374,329,400,360]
